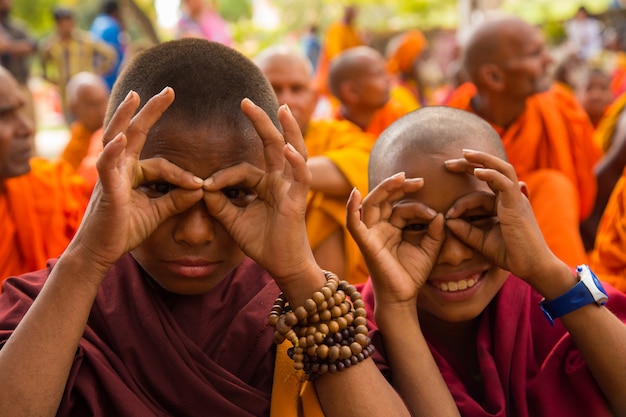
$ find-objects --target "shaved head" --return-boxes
[328,46,384,97]
[369,106,506,189]
[255,45,313,78]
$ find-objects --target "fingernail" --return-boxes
[426,207,437,217]
[203,177,213,187]
[282,103,292,115]
[406,177,423,183]
[159,86,171,96]
[123,90,135,103]
[193,176,203,184]
[463,149,478,154]
[286,142,297,153]
[391,172,405,179]
[474,168,488,175]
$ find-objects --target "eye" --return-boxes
[139,181,177,198]
[221,186,257,207]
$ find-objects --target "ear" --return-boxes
[340,80,360,104]
[478,63,505,92]
[519,181,529,198]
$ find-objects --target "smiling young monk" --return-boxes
[0,39,413,417]
[348,106,626,416]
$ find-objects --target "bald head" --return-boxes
[328,46,385,98]
[255,45,313,78]
[66,72,109,131]
[369,106,506,189]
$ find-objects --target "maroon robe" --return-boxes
[360,275,626,416]
[0,254,280,416]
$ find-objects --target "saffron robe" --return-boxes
[0,158,89,283]
[447,83,600,266]
[590,167,626,292]
[361,275,626,417]
[61,122,99,170]
[593,92,626,153]
[305,119,373,284]
[0,255,322,416]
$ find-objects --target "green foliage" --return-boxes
[218,0,252,21]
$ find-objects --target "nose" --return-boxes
[173,202,217,247]
[435,228,475,267]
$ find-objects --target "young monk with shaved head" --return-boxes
[447,17,600,268]
[329,46,412,137]
[348,106,626,416]
[0,39,413,416]
[256,46,372,283]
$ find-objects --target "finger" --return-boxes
[152,188,204,221]
[462,149,518,182]
[472,167,520,207]
[138,158,204,189]
[420,213,446,261]
[102,90,139,146]
[279,104,308,160]
[203,162,265,191]
[125,86,175,158]
[346,187,367,245]
[388,201,437,230]
[241,98,285,173]
[443,158,483,175]
[361,175,424,226]
[445,217,499,256]
[284,142,311,201]
[96,132,127,190]
[445,191,496,219]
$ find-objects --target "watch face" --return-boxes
[590,269,607,294]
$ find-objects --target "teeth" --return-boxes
[437,278,477,292]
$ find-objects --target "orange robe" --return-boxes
[590,167,626,291]
[447,83,601,267]
[304,119,373,284]
[387,29,428,106]
[313,22,362,95]
[593,92,626,153]
[0,158,90,284]
[76,127,104,191]
[61,122,99,170]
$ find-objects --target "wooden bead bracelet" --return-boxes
[268,270,374,380]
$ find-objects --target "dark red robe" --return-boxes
[0,254,280,416]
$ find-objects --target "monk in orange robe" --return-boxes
[386,29,428,108]
[446,17,600,267]
[590,167,626,292]
[256,46,373,283]
[0,66,90,284]
[60,71,109,170]
[328,46,413,138]
[313,5,363,96]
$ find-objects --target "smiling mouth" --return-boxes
[431,271,485,292]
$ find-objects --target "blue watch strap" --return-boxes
[539,281,595,326]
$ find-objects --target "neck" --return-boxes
[471,91,527,129]
[339,106,375,131]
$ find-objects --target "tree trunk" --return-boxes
[119,0,160,45]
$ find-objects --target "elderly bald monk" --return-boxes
[61,71,109,171]
[0,66,89,284]
[447,16,600,267]
[256,46,373,283]
[329,46,413,137]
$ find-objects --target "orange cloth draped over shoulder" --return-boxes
[390,83,420,113]
[61,121,98,170]
[594,92,626,153]
[313,22,362,95]
[387,30,427,107]
[447,82,601,267]
[304,119,373,284]
[0,158,90,284]
[590,167,626,292]
[76,127,104,191]
[270,341,325,417]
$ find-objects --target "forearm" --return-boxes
[376,305,460,417]
[308,156,352,198]
[315,359,410,417]
[0,248,106,416]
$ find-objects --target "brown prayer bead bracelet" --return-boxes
[268,270,374,380]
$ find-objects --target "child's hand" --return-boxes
[202,99,319,290]
[347,173,445,307]
[443,149,556,284]
[68,88,204,276]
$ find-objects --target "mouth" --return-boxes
[429,270,486,293]
[164,259,219,279]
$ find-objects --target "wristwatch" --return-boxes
[539,264,608,326]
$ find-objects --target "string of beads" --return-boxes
[268,270,374,380]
